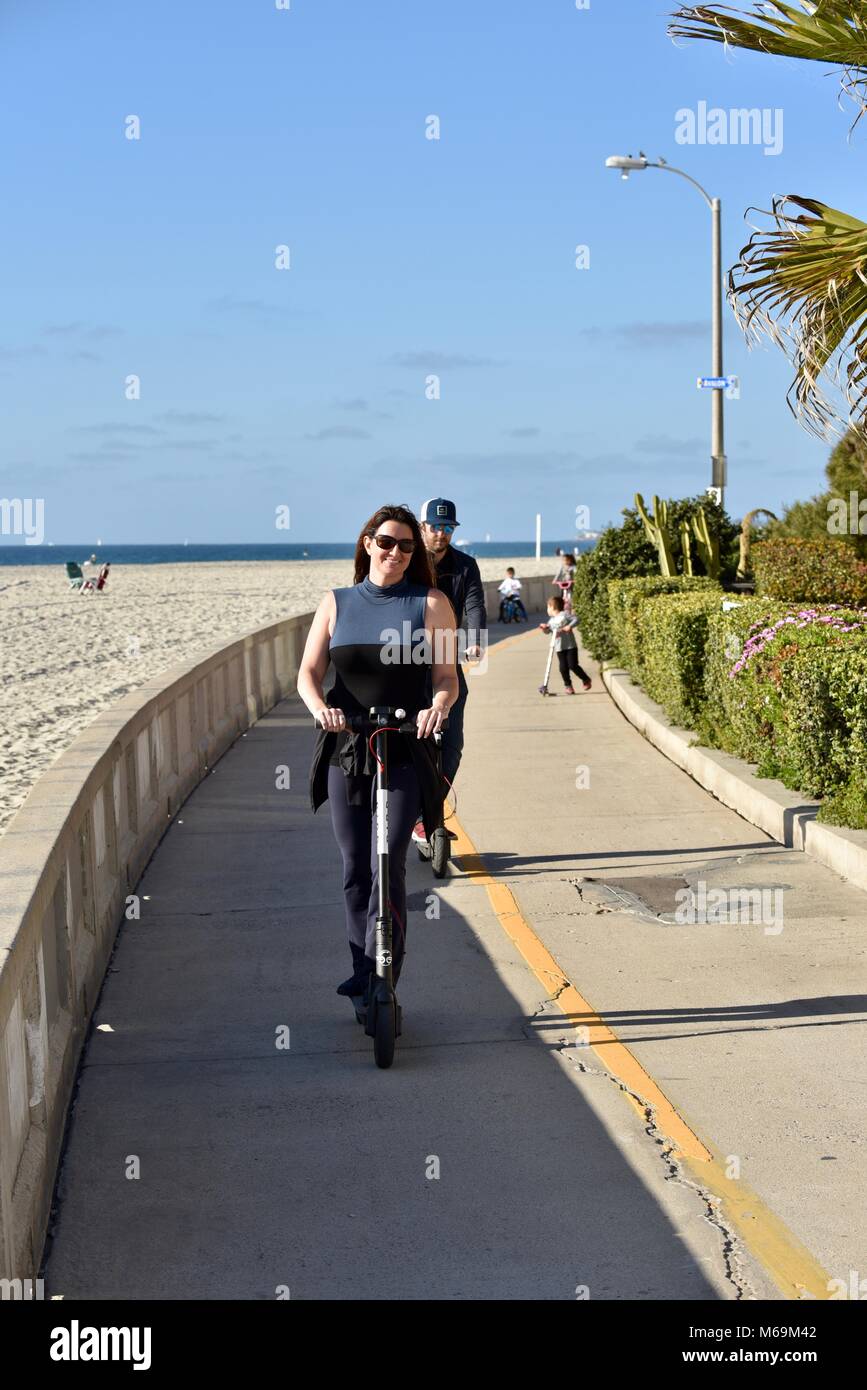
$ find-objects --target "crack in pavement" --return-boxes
[523,997,759,1300]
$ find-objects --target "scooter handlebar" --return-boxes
[313,712,448,734]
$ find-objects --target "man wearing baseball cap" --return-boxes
[415,498,487,842]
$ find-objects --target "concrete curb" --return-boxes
[601,664,867,894]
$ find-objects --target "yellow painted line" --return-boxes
[449,816,834,1301]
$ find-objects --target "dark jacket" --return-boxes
[432,545,487,642]
[309,723,444,841]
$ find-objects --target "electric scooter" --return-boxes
[324,705,447,1069]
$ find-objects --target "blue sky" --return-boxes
[1,0,864,544]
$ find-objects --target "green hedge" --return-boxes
[637,593,724,728]
[610,590,867,827]
[578,510,867,828]
[572,517,657,662]
[753,538,867,605]
[607,576,720,677]
[773,642,867,803]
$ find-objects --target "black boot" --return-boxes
[336,942,370,996]
[344,955,375,1026]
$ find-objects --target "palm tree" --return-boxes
[668,3,867,438]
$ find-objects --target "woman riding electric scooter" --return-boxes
[297,504,458,1064]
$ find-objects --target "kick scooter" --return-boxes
[554,579,573,615]
[327,706,448,1069]
[538,628,557,696]
[414,728,452,878]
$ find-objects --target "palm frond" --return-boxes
[669,3,867,125]
[729,195,867,437]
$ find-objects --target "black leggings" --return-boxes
[557,648,591,687]
[327,762,421,986]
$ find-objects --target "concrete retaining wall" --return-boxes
[0,570,552,1282]
[484,573,553,622]
[0,612,312,1284]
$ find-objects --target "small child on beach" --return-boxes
[540,595,591,694]
[498,567,527,621]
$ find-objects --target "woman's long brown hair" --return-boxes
[353,504,435,586]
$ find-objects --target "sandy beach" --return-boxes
[0,556,556,834]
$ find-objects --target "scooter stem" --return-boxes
[371,710,394,991]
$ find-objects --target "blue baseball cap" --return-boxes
[419,497,459,527]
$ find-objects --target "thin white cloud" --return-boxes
[70,423,163,436]
[154,409,227,425]
[580,321,708,346]
[388,350,504,369]
[633,434,705,456]
[304,424,372,441]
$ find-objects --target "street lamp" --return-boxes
[605,154,726,509]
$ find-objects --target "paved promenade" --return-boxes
[44,611,867,1301]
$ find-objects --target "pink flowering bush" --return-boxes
[729,607,863,679]
[698,598,792,758]
[699,598,867,817]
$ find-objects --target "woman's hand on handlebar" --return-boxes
[315,706,346,732]
[415,704,446,739]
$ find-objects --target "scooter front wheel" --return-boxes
[370,991,396,1068]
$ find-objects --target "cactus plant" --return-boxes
[680,519,694,577]
[691,506,720,580]
[635,492,676,577]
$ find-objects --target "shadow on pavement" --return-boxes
[43,696,728,1301]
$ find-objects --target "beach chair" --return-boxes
[66,562,85,591]
[77,562,110,596]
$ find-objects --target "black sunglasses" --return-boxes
[372,532,415,554]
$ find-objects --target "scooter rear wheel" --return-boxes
[430,827,450,878]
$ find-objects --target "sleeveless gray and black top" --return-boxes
[328,574,431,768]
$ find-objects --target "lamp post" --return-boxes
[605,154,726,509]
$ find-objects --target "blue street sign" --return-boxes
[697,375,735,389]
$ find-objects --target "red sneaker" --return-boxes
[411,819,427,844]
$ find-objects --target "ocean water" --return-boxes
[0,540,595,567]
